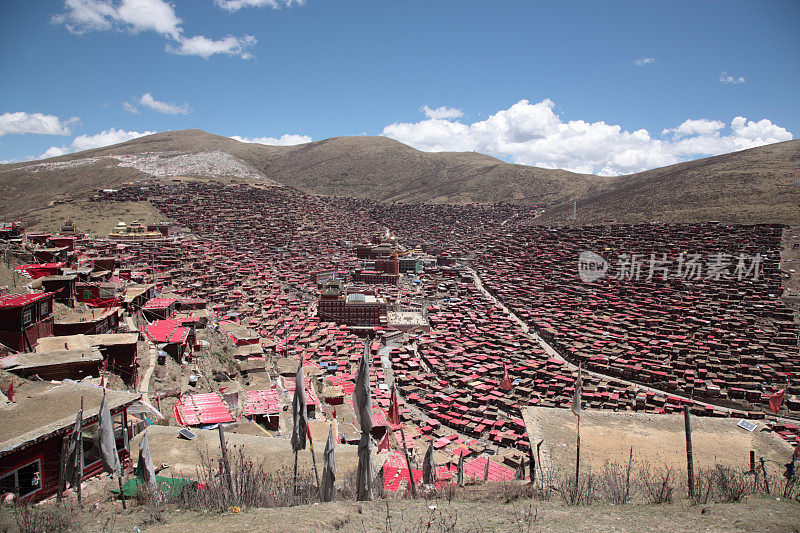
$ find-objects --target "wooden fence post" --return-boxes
[683,406,695,500]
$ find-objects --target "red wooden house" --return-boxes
[0,293,54,352]
[53,307,120,336]
[0,383,140,502]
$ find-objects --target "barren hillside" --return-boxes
[1,129,798,224]
[536,139,800,225]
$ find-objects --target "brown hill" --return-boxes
[536,139,800,225]
[0,130,600,219]
[0,129,797,224]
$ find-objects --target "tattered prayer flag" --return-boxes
[137,429,156,485]
[320,426,337,502]
[769,389,785,414]
[388,384,400,425]
[423,440,435,484]
[98,389,121,476]
[499,364,513,391]
[291,361,308,452]
[65,405,83,488]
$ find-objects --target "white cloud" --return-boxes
[116,0,182,39]
[662,118,725,138]
[719,71,746,84]
[137,92,191,115]
[167,34,257,59]
[52,0,181,37]
[40,146,71,159]
[0,112,80,137]
[634,57,655,66]
[231,134,311,146]
[215,0,305,12]
[422,105,464,120]
[51,0,116,33]
[39,128,156,159]
[381,99,793,176]
[122,101,140,114]
[53,0,255,59]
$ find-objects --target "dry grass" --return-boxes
[11,501,79,533]
[21,200,170,236]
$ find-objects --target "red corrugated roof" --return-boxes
[147,319,189,344]
[0,292,53,309]
[241,388,280,416]
[143,298,177,309]
[463,457,517,482]
[174,392,234,426]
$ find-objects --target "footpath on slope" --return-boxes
[464,266,800,424]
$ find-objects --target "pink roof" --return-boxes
[147,319,190,344]
[241,388,281,416]
[463,457,518,482]
[174,393,234,426]
[143,298,178,309]
[0,292,53,309]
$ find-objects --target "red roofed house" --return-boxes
[240,388,281,430]
[53,307,120,337]
[141,298,178,321]
[12,263,64,280]
[0,293,54,352]
[0,383,140,502]
[147,319,192,361]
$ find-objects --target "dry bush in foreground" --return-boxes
[558,471,596,506]
[174,449,322,510]
[598,452,635,504]
[638,464,675,504]
[12,501,78,533]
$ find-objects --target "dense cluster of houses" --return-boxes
[1,179,798,501]
[470,224,798,414]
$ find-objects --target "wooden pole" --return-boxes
[398,425,417,497]
[308,435,321,490]
[749,450,755,473]
[292,449,299,501]
[760,457,770,494]
[574,415,581,489]
[118,477,127,509]
[683,405,695,500]
[535,440,544,488]
[57,437,67,503]
[528,445,536,485]
[77,397,83,505]
[218,424,234,498]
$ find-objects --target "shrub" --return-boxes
[639,464,674,504]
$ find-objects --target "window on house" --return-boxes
[22,309,32,325]
[83,289,94,300]
[40,301,50,316]
[0,460,42,499]
[81,423,101,467]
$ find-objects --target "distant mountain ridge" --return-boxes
[1,129,798,224]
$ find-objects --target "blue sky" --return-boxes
[1,0,798,174]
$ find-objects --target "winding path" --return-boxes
[137,341,157,405]
[463,265,800,423]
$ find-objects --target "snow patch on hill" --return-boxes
[3,150,280,185]
[111,151,278,183]
[1,157,113,172]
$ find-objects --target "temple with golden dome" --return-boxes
[108,220,163,241]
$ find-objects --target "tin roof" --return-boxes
[0,292,53,309]
[0,383,140,457]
